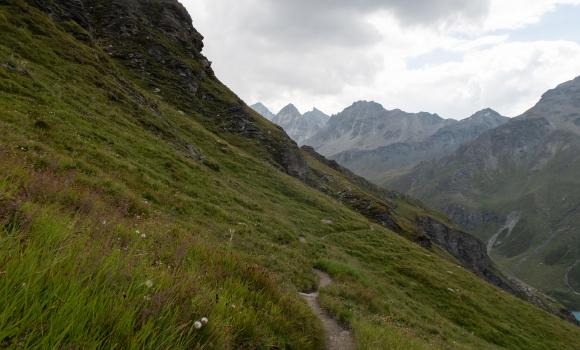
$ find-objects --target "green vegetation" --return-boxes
[1,1,580,348]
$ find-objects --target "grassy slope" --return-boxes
[1,1,580,349]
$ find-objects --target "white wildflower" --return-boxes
[144,279,154,288]
[194,321,202,329]
[135,230,140,234]
[140,233,147,239]
[201,317,208,324]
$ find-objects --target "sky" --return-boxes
[182,0,580,119]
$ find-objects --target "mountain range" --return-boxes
[306,102,509,182]
[383,76,580,310]
[255,100,509,182]
[1,0,580,348]
[251,103,329,145]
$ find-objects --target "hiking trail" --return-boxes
[299,270,354,350]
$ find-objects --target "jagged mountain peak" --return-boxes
[342,100,385,115]
[469,108,499,117]
[270,104,328,145]
[303,107,329,121]
[251,102,276,120]
[306,107,327,115]
[251,102,270,110]
[461,108,508,126]
[278,103,301,116]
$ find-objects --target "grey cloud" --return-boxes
[378,0,490,25]
[247,0,490,48]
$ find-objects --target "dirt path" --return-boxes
[299,270,354,350]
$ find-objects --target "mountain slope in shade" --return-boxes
[272,104,329,145]
[335,108,509,182]
[383,76,580,310]
[1,1,580,348]
[251,102,275,120]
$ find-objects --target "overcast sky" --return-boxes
[182,0,580,119]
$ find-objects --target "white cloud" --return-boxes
[182,0,580,118]
[484,0,580,31]
[380,40,580,117]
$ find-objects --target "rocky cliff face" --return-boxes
[384,76,580,311]
[27,0,308,178]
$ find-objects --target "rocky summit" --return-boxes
[1,1,580,349]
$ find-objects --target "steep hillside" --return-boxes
[1,1,580,349]
[336,109,508,182]
[384,77,580,310]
